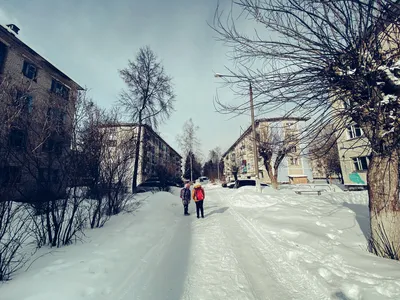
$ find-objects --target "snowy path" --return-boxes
[182,187,329,300]
[3,187,400,300]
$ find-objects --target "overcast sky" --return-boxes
[0,0,261,161]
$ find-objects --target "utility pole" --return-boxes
[214,73,261,192]
[249,82,261,192]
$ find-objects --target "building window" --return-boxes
[290,146,297,153]
[1,166,22,186]
[42,138,63,156]
[22,61,37,80]
[9,129,26,149]
[51,79,70,100]
[289,157,300,165]
[347,125,362,139]
[108,140,117,147]
[352,156,369,171]
[52,169,60,184]
[0,41,7,73]
[47,108,65,130]
[38,168,46,182]
[39,168,59,183]
[14,91,33,113]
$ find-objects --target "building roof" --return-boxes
[0,24,83,90]
[101,123,182,159]
[222,117,309,158]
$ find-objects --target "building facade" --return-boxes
[222,117,314,184]
[335,124,370,187]
[0,24,83,200]
[103,123,182,191]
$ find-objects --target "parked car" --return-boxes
[227,181,236,189]
[234,179,268,189]
[222,181,235,188]
[197,176,209,184]
[136,181,161,193]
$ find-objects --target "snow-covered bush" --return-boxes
[0,201,31,281]
[27,186,87,248]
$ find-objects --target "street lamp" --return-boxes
[214,73,261,192]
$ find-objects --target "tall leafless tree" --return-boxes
[213,0,400,258]
[118,46,175,193]
[177,118,201,182]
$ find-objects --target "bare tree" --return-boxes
[177,118,201,182]
[213,0,400,258]
[118,46,175,193]
[204,147,223,181]
[74,98,136,228]
[0,76,33,280]
[309,125,343,183]
[19,89,89,248]
[257,124,296,189]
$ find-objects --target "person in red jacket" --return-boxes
[192,183,205,218]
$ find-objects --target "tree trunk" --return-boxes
[190,154,193,182]
[132,125,142,193]
[267,169,279,189]
[233,171,238,182]
[264,160,279,190]
[368,152,400,259]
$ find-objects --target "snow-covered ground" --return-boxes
[1,185,400,300]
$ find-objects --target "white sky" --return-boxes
[0,0,267,161]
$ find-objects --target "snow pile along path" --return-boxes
[1,192,192,300]
[210,187,400,300]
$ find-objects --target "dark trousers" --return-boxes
[183,204,188,215]
[195,201,204,217]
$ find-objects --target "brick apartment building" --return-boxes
[102,123,182,191]
[0,24,83,200]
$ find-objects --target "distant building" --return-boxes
[222,117,314,184]
[101,123,182,190]
[0,24,83,200]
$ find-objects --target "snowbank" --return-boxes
[217,187,400,299]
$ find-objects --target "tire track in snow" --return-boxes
[210,204,278,300]
[182,212,257,300]
[112,228,172,300]
[215,189,330,300]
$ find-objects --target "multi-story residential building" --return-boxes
[102,123,182,191]
[222,117,314,184]
[335,124,370,188]
[0,24,83,200]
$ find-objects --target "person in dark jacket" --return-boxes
[192,183,205,218]
[180,183,191,216]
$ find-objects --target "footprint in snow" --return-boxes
[318,268,333,282]
[280,229,301,238]
[52,259,65,265]
[326,233,337,240]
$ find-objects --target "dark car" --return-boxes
[234,179,268,189]
[136,181,161,193]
